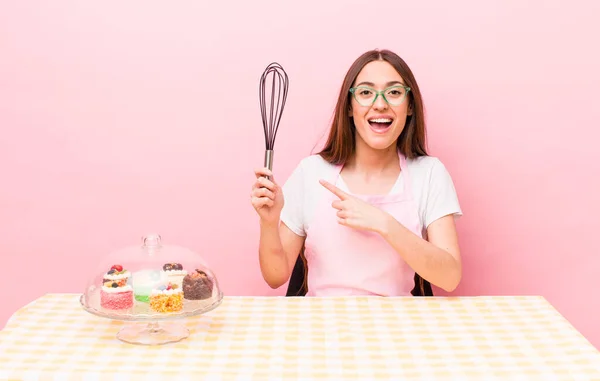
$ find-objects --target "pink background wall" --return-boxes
[1,1,599,348]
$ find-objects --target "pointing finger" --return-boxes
[319,179,349,200]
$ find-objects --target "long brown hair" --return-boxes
[297,49,433,297]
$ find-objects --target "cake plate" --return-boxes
[79,233,224,345]
[80,290,223,345]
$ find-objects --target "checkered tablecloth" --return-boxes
[1,294,599,380]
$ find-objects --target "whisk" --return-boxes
[259,62,289,177]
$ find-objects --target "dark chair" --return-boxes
[285,251,434,297]
[286,251,309,296]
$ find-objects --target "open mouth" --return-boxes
[368,118,393,133]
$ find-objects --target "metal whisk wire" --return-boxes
[259,62,289,173]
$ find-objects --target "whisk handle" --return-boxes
[263,149,274,179]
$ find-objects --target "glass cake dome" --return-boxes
[80,233,223,345]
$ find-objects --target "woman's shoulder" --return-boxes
[293,154,337,177]
[406,154,463,227]
[282,154,335,191]
[406,156,445,173]
[297,153,334,169]
[405,155,456,186]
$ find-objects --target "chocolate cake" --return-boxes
[182,269,213,300]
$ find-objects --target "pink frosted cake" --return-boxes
[100,264,133,310]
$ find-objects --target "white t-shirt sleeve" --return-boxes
[423,159,463,228]
[279,160,306,237]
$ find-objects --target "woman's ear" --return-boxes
[407,103,413,116]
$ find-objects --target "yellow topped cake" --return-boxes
[149,282,183,313]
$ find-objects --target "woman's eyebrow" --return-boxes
[355,80,405,87]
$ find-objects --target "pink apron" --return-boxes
[304,150,422,296]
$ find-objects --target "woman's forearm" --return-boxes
[258,220,290,289]
[379,215,461,292]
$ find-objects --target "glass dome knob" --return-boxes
[142,234,162,248]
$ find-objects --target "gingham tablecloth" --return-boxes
[1,294,599,380]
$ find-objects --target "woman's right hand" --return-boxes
[251,167,284,225]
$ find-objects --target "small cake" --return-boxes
[182,269,214,300]
[149,283,183,313]
[100,264,133,310]
[132,269,167,303]
[162,263,187,289]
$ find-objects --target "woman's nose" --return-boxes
[373,94,388,110]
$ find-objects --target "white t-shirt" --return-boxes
[280,154,462,238]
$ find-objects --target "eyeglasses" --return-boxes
[349,85,411,107]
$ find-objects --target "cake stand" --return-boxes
[80,290,223,345]
[79,234,224,345]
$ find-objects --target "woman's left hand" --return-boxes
[319,179,390,235]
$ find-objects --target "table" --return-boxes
[1,294,599,380]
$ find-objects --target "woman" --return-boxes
[251,49,463,297]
